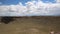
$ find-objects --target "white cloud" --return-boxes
[0,0,60,16]
[56,0,60,3]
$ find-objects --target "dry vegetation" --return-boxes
[0,16,60,34]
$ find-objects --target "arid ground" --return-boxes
[0,16,60,34]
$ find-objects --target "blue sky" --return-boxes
[41,0,56,3]
[0,0,56,5]
[0,0,31,5]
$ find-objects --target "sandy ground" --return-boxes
[0,16,60,34]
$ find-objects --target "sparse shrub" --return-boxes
[1,17,14,24]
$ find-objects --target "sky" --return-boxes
[0,0,56,5]
[0,0,60,16]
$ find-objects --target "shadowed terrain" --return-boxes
[0,17,14,24]
[0,16,60,34]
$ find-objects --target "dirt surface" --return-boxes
[0,16,60,34]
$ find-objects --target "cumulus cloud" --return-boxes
[0,0,60,16]
[56,0,60,3]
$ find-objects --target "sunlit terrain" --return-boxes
[0,16,60,34]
